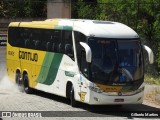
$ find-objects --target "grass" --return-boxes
[144,74,160,85]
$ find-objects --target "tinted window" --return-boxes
[63,31,74,58]
[8,27,74,57]
[74,31,86,66]
[8,27,20,46]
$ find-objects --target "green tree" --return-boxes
[72,0,98,19]
[72,0,160,74]
[0,0,47,18]
[137,0,160,73]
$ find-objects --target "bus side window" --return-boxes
[8,27,21,47]
[65,44,73,58]
[74,31,87,66]
[52,42,55,52]
[63,30,74,60]
[31,28,40,50]
[35,40,41,50]
[44,29,53,52]
[46,30,55,52]
[53,30,62,53]
[19,29,25,48]
[29,33,35,49]
[15,29,21,47]
[14,28,25,47]
[22,28,32,49]
[58,43,62,53]
[37,29,47,51]
[46,41,52,51]
[8,28,13,46]
[55,42,59,52]
[25,39,30,48]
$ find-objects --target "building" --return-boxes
[47,0,71,19]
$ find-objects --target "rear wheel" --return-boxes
[23,74,33,94]
[16,72,21,84]
[70,86,78,107]
[15,72,23,91]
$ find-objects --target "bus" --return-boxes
[7,19,154,107]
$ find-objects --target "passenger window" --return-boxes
[74,31,87,66]
[45,30,53,52]
[53,30,62,53]
[35,40,41,50]
[63,31,74,60]
[46,41,52,51]
[8,27,20,47]
[21,28,33,49]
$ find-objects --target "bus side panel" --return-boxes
[58,54,79,97]
[19,48,46,89]
[34,53,79,98]
[33,52,64,94]
[6,44,21,82]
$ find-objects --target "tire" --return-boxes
[15,72,23,92]
[70,86,78,107]
[23,74,33,94]
[16,72,21,85]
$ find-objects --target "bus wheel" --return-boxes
[23,74,33,94]
[70,86,78,107]
[16,72,21,85]
[16,72,23,91]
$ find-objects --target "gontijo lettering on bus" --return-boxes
[19,51,38,62]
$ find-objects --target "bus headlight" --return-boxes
[116,87,144,96]
[135,86,144,94]
[89,86,103,93]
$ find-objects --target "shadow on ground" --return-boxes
[31,89,160,118]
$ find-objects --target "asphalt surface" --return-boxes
[0,47,160,120]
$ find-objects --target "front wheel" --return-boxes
[70,86,78,107]
[23,74,33,94]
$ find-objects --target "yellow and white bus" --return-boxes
[7,19,154,107]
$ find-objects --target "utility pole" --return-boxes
[47,0,71,19]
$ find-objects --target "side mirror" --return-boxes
[80,42,92,63]
[142,45,154,64]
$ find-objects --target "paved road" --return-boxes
[0,47,159,120]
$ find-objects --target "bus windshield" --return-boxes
[88,38,143,85]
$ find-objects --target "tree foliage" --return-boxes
[0,0,47,18]
[72,0,160,74]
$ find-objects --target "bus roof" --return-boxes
[9,19,139,39]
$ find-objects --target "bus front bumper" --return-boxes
[88,90,144,105]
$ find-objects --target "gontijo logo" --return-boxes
[19,51,38,62]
